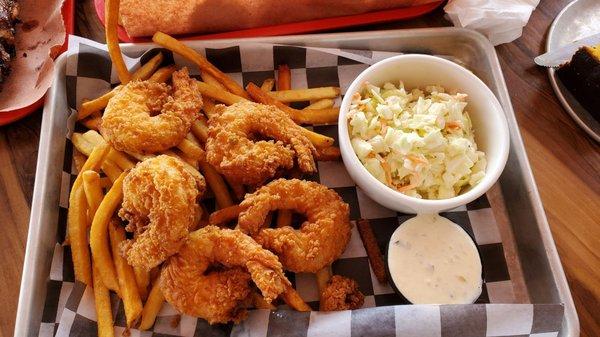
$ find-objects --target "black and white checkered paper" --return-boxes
[39,36,564,337]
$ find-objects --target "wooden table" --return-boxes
[1,1,598,336]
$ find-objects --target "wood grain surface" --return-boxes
[0,1,598,336]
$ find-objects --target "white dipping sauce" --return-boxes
[388,214,482,304]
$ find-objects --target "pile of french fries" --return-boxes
[70,3,345,333]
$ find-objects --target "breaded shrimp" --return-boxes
[100,68,202,154]
[161,226,291,324]
[119,155,204,270]
[206,102,316,187]
[237,179,351,273]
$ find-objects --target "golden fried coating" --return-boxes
[119,155,204,270]
[100,68,202,154]
[161,226,291,324]
[320,275,364,311]
[237,178,351,273]
[206,102,316,187]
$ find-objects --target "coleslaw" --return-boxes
[347,82,486,199]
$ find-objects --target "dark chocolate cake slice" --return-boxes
[556,44,600,120]
[0,0,19,87]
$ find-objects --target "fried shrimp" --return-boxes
[161,226,291,324]
[119,155,204,270]
[206,102,316,186]
[100,67,203,154]
[237,179,351,273]
[320,275,365,311]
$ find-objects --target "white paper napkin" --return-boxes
[444,0,540,45]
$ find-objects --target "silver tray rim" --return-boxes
[14,27,578,337]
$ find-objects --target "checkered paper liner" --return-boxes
[38,35,564,337]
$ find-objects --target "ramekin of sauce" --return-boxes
[386,214,483,304]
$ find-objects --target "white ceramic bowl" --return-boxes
[338,54,509,214]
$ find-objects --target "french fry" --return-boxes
[208,204,244,225]
[304,98,335,110]
[79,130,136,170]
[227,178,246,201]
[276,210,292,228]
[252,291,275,310]
[269,87,340,103]
[303,128,334,148]
[198,161,234,208]
[72,135,124,182]
[247,82,339,124]
[277,64,291,106]
[138,277,165,330]
[105,0,130,84]
[317,266,332,310]
[196,81,248,105]
[282,286,311,311]
[186,132,201,146]
[109,220,143,328]
[125,151,151,162]
[101,159,123,183]
[357,219,387,283]
[90,172,126,293]
[277,65,291,91]
[200,72,226,90]
[131,52,164,81]
[148,65,177,82]
[78,96,111,121]
[70,142,110,192]
[71,133,96,156]
[315,146,341,161]
[79,129,105,145]
[93,263,115,337]
[80,112,102,130]
[191,117,209,143]
[176,138,205,161]
[260,78,275,91]
[179,152,198,168]
[68,186,92,285]
[100,177,113,189]
[152,32,250,99]
[106,148,136,171]
[316,266,332,293]
[73,149,87,172]
[82,170,104,220]
[296,107,339,125]
[134,267,150,301]
[190,205,205,231]
[203,98,218,119]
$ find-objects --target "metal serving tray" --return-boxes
[15,28,578,336]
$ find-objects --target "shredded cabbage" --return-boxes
[347,82,486,199]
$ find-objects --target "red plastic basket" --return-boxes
[0,0,76,125]
[94,0,444,42]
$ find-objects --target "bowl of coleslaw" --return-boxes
[338,54,509,214]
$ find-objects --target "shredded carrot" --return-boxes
[407,154,427,165]
[380,120,389,135]
[393,172,421,192]
[380,160,393,185]
[445,120,463,130]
